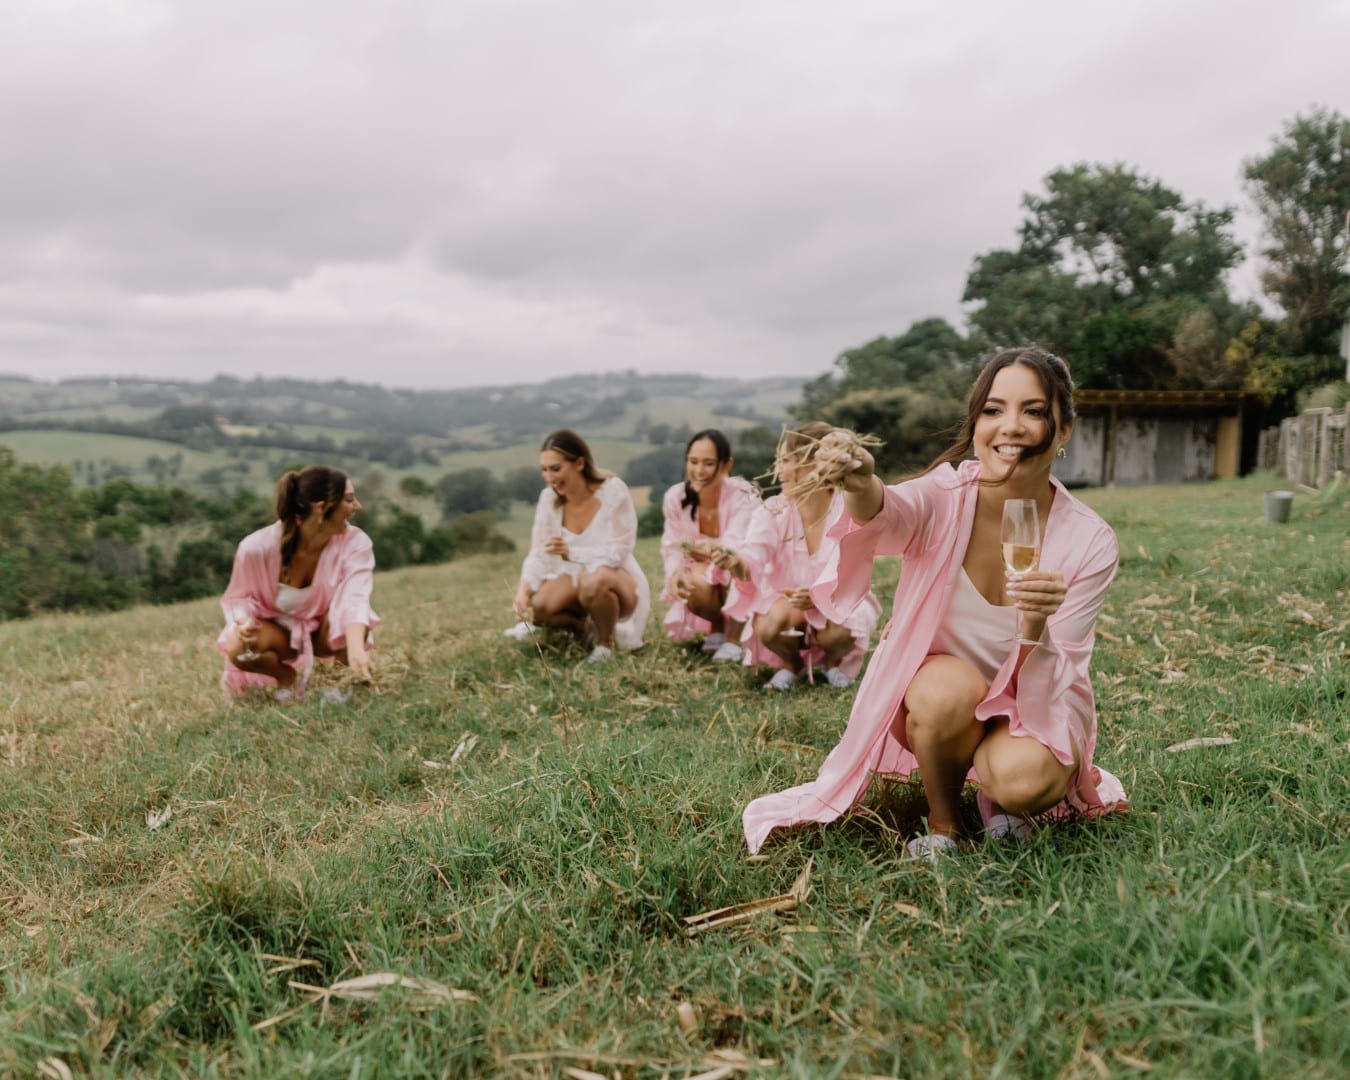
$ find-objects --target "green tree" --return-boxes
[1243,107,1350,360]
[398,474,435,499]
[0,449,97,618]
[794,318,974,473]
[964,164,1242,389]
[436,468,507,519]
[503,465,544,504]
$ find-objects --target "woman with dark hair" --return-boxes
[506,429,650,661]
[658,429,760,661]
[743,348,1129,858]
[716,422,881,692]
[219,465,378,699]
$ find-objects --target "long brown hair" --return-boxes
[680,428,732,520]
[923,347,1075,484]
[275,465,348,568]
[540,428,607,504]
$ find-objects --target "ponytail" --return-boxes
[274,465,348,570]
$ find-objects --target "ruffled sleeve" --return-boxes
[976,512,1119,765]
[219,523,282,627]
[325,527,381,648]
[817,467,951,619]
[720,477,761,547]
[659,483,691,596]
[519,489,561,589]
[722,499,781,621]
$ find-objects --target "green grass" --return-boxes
[0,476,1345,1077]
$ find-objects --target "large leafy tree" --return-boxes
[1243,107,1350,361]
[795,318,975,476]
[963,164,1243,389]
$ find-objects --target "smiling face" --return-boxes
[685,437,730,493]
[540,448,585,499]
[973,362,1071,483]
[306,481,360,533]
[332,482,360,527]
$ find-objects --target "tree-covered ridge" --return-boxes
[802,109,1349,466]
[0,449,511,620]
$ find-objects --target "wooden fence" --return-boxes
[1256,404,1350,489]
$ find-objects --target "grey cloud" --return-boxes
[0,0,1346,389]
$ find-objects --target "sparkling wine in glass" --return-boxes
[1000,499,1041,644]
[232,605,260,663]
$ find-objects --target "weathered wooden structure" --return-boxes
[1055,390,1246,486]
[1257,404,1349,490]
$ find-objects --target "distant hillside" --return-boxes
[0,371,806,496]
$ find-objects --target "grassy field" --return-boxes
[0,476,1346,1078]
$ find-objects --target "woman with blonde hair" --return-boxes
[219,465,378,699]
[507,429,650,661]
[716,422,880,691]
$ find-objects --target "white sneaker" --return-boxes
[906,833,959,861]
[503,621,533,641]
[978,790,1033,842]
[585,645,613,664]
[824,667,854,689]
[700,632,727,653]
[763,668,797,692]
[710,641,743,663]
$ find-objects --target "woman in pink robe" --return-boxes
[218,466,380,699]
[720,423,881,692]
[659,429,761,662]
[743,349,1128,857]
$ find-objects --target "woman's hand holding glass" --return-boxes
[1004,571,1067,643]
[783,587,814,611]
[232,605,261,663]
[1000,499,1066,643]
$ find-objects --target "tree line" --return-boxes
[798,109,1350,475]
[0,449,514,621]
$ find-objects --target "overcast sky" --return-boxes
[1,0,1345,393]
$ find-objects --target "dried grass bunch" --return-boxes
[758,424,883,503]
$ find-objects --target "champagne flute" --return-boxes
[1000,499,1041,645]
[232,605,261,663]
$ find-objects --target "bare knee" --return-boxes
[903,657,987,739]
[815,623,853,657]
[754,611,785,643]
[980,754,1068,815]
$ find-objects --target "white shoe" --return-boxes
[978,790,1033,842]
[700,632,727,653]
[503,621,533,641]
[585,645,613,664]
[710,641,743,663]
[906,833,960,861]
[824,667,854,688]
[763,668,797,692]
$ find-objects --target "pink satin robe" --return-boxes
[724,490,881,679]
[743,460,1128,853]
[659,476,761,640]
[217,521,380,697]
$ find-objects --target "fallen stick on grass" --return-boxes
[288,972,478,1009]
[682,858,812,936]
